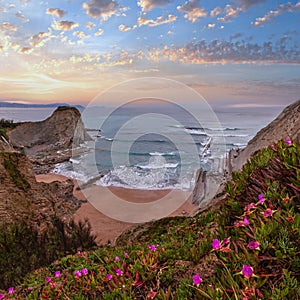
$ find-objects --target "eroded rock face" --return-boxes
[192,99,300,208]
[8,106,90,173]
[228,99,300,172]
[0,136,14,152]
[0,152,81,228]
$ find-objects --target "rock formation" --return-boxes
[7,106,90,173]
[193,99,300,208]
[228,99,300,173]
[0,151,81,228]
[0,136,14,152]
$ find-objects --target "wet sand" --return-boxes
[36,173,198,245]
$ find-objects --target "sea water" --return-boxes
[0,105,283,190]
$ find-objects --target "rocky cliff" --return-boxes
[193,99,300,208]
[0,151,81,228]
[7,106,90,173]
[228,99,300,173]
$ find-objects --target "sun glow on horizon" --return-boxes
[0,0,299,106]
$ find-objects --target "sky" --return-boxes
[0,0,299,107]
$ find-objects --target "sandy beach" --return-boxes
[36,173,198,245]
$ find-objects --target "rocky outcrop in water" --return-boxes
[8,106,90,173]
[193,99,300,208]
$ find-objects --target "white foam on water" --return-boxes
[184,128,207,136]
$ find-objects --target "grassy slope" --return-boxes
[2,140,299,299]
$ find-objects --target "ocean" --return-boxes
[0,104,283,191]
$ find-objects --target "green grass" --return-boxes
[1,139,299,299]
[0,217,96,290]
[1,152,31,190]
[0,119,20,141]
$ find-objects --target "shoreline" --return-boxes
[36,173,198,245]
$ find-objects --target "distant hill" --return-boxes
[0,101,84,110]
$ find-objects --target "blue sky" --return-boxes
[0,0,299,106]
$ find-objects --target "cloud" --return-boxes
[18,47,33,54]
[16,11,29,22]
[52,20,79,31]
[86,21,95,29]
[210,7,223,17]
[73,31,90,39]
[118,24,132,32]
[137,17,153,27]
[253,2,300,26]
[177,0,207,23]
[236,0,267,9]
[137,0,172,12]
[95,28,104,36]
[216,5,242,22]
[46,8,67,18]
[0,22,17,33]
[129,68,160,73]
[207,23,215,29]
[138,14,177,27]
[82,0,126,21]
[30,31,52,48]
[230,32,243,40]
[145,38,300,64]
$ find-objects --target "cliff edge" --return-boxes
[193,99,300,208]
[0,151,81,229]
[228,99,300,173]
[8,106,90,173]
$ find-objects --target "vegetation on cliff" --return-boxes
[1,139,299,299]
[0,119,19,141]
[0,217,96,290]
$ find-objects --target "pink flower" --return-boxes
[115,256,120,261]
[77,250,81,255]
[264,209,273,217]
[55,270,61,278]
[116,269,123,276]
[147,290,157,299]
[45,277,51,283]
[193,274,203,285]
[235,221,244,228]
[75,270,82,277]
[244,217,250,225]
[212,239,221,250]
[248,241,260,249]
[285,138,292,146]
[81,268,88,275]
[27,287,33,292]
[8,287,14,294]
[258,194,265,203]
[124,252,129,258]
[106,273,113,280]
[223,237,230,245]
[241,264,253,278]
[244,203,256,211]
[0,293,4,299]
[147,244,157,251]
